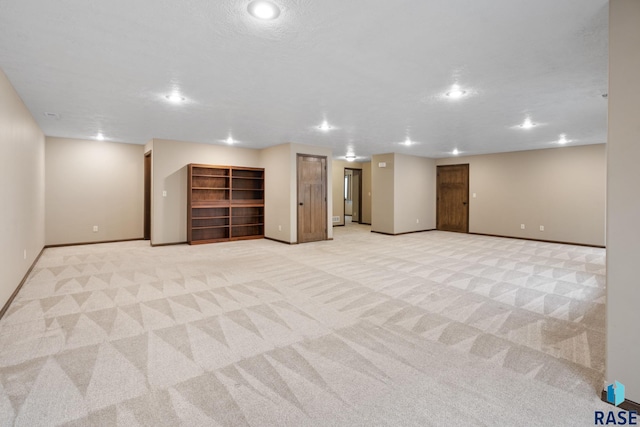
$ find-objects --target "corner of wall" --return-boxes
[0,68,46,309]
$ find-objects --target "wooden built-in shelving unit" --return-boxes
[187,164,264,244]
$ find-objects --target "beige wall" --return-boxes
[0,69,45,308]
[260,143,292,242]
[394,153,436,234]
[151,139,261,245]
[371,153,436,235]
[45,137,144,245]
[371,154,395,234]
[331,160,372,226]
[607,0,640,403]
[436,144,606,246]
[150,139,331,245]
[361,162,372,224]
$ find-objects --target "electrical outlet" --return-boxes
[93,225,99,232]
[520,224,525,230]
[539,225,544,231]
[416,219,419,224]
[473,193,477,198]
[162,190,167,197]
[278,225,282,231]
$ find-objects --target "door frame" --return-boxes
[296,154,328,243]
[436,163,469,233]
[344,167,363,224]
[144,151,152,241]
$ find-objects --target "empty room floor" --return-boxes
[0,225,615,426]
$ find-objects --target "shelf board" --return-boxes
[191,173,229,177]
[191,216,231,219]
[229,235,264,241]
[232,188,264,191]
[189,238,230,245]
[192,225,230,230]
[192,187,230,190]
[231,176,263,180]
[231,199,264,203]
[231,223,264,227]
[192,201,231,208]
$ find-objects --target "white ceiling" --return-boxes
[0,0,608,159]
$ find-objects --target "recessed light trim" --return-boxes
[225,136,235,144]
[402,137,413,146]
[452,148,459,155]
[520,117,535,129]
[96,133,105,141]
[558,134,569,144]
[247,1,281,20]
[445,84,467,99]
[345,154,356,162]
[165,92,185,103]
[318,120,333,131]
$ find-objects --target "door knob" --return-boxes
[299,202,303,206]
[463,201,467,205]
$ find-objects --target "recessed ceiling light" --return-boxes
[345,154,356,162]
[165,92,185,103]
[402,137,413,146]
[96,133,105,141]
[247,1,281,20]
[520,117,535,129]
[318,120,333,131]
[445,84,467,99]
[452,148,459,155]
[558,134,569,144]
[225,136,235,144]
[44,112,60,120]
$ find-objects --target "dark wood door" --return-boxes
[144,152,151,240]
[437,164,469,233]
[297,155,327,243]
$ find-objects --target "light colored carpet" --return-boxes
[0,225,615,426]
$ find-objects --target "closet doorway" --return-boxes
[436,164,469,233]
[297,154,328,243]
[344,168,363,224]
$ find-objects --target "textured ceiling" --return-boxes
[0,0,608,159]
